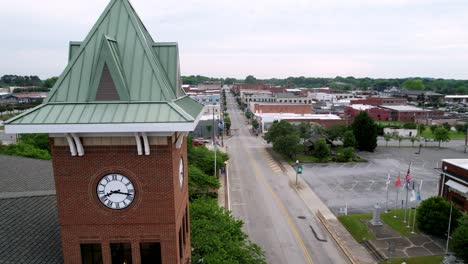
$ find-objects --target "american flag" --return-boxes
[405,164,412,187]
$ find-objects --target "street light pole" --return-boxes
[445,202,453,255]
[295,160,299,186]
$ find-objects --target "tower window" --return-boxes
[110,243,133,264]
[140,243,162,264]
[81,244,103,264]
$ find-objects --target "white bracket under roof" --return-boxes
[134,132,150,156]
[70,133,85,156]
[65,134,77,156]
[134,132,143,155]
[175,132,188,149]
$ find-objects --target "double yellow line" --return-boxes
[246,147,314,264]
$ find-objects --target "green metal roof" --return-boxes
[8,102,194,125]
[5,0,203,130]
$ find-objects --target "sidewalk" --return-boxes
[271,149,376,264]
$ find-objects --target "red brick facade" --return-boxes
[350,97,407,106]
[283,118,345,128]
[439,161,468,212]
[344,106,390,122]
[51,136,191,264]
[252,103,312,114]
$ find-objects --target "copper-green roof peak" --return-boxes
[5,0,203,133]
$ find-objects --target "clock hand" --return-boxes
[113,190,131,195]
[104,190,117,197]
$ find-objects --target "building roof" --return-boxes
[348,104,375,111]
[0,155,62,263]
[256,113,341,120]
[443,159,468,171]
[445,95,468,99]
[5,0,203,133]
[379,105,429,112]
[275,92,299,98]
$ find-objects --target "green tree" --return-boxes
[244,75,257,84]
[296,122,313,140]
[455,123,468,133]
[403,79,425,91]
[273,134,302,158]
[336,147,355,162]
[430,125,438,134]
[351,112,378,152]
[41,76,58,88]
[252,119,259,130]
[264,121,297,144]
[418,123,426,135]
[188,165,220,199]
[383,133,392,147]
[224,77,237,85]
[224,116,231,132]
[433,127,450,147]
[187,140,227,176]
[452,214,468,262]
[313,139,330,160]
[402,122,417,129]
[245,111,253,120]
[416,196,462,237]
[190,198,266,264]
[442,122,451,131]
[19,133,50,152]
[396,135,403,148]
[0,142,51,160]
[342,131,356,148]
[410,136,418,147]
[325,124,347,141]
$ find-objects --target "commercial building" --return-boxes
[345,104,443,122]
[438,159,468,211]
[445,95,468,104]
[249,103,312,115]
[350,97,407,106]
[344,104,390,121]
[254,112,343,132]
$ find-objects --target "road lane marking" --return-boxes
[246,148,314,264]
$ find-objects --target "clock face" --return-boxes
[97,174,135,210]
[179,158,184,189]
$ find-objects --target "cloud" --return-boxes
[0,0,467,79]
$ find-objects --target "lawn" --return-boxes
[337,213,375,243]
[381,255,443,264]
[421,127,465,140]
[381,209,419,236]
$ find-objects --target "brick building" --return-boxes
[345,104,443,122]
[4,0,203,263]
[437,159,468,212]
[250,103,312,115]
[254,113,344,132]
[344,104,391,121]
[350,97,407,106]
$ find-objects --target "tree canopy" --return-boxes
[351,112,378,152]
[403,79,425,91]
[433,127,450,147]
[190,198,266,264]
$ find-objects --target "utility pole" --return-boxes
[213,105,217,177]
[445,202,453,255]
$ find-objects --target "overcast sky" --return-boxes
[1,0,468,80]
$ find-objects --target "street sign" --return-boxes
[297,165,302,174]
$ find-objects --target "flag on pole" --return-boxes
[395,174,401,187]
[386,173,391,190]
[405,163,412,188]
[417,189,422,201]
[410,181,416,201]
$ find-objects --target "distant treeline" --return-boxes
[0,75,58,89]
[181,75,468,95]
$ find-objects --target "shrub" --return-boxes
[313,139,330,160]
[442,122,451,131]
[452,214,468,262]
[0,142,51,160]
[336,147,355,162]
[416,196,462,237]
[403,122,417,129]
[343,131,356,148]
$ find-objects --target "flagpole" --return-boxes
[404,182,409,223]
[445,203,453,255]
[394,187,399,218]
[407,205,412,228]
[385,185,389,213]
[411,205,417,234]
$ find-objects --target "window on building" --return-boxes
[140,243,162,264]
[81,244,103,264]
[179,228,183,259]
[110,243,132,264]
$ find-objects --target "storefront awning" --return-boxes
[445,180,468,195]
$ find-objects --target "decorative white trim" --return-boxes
[141,132,150,155]
[134,132,143,156]
[175,132,187,149]
[49,132,174,138]
[65,134,77,156]
[5,122,197,134]
[71,133,84,156]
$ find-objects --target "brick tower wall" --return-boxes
[50,136,191,264]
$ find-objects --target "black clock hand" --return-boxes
[104,190,117,197]
[113,190,131,196]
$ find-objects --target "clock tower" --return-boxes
[5,0,203,263]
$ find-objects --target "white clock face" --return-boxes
[97,174,135,210]
[179,158,184,189]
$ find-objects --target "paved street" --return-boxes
[301,144,468,214]
[225,91,349,264]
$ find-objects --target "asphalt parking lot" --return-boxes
[301,142,468,214]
